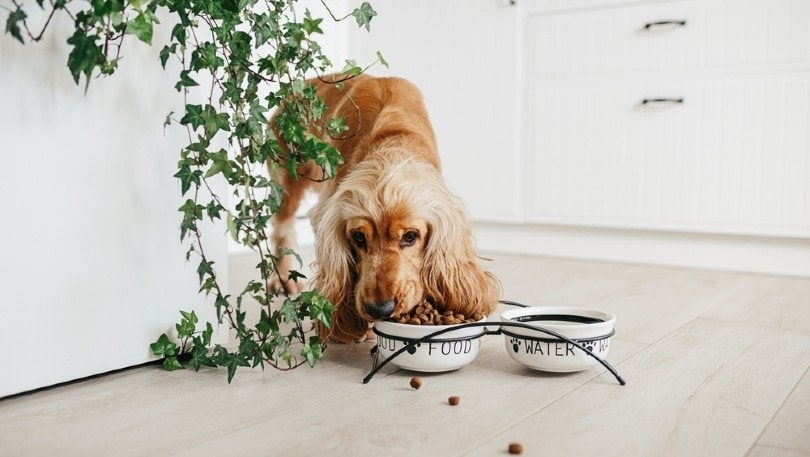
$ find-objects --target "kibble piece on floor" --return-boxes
[409,377,422,390]
[448,395,460,406]
[508,443,523,455]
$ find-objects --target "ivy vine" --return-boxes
[4,0,383,382]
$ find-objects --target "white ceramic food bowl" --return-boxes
[500,306,616,373]
[372,319,486,372]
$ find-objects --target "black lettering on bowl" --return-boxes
[427,340,473,356]
[511,336,610,356]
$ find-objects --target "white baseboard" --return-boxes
[227,219,810,277]
[473,222,810,278]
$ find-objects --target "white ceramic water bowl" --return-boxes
[372,319,486,372]
[500,306,616,373]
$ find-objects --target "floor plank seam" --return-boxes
[744,365,810,456]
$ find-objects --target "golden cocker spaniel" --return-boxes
[269,74,501,343]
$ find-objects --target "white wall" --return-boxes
[0,11,226,397]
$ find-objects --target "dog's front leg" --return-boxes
[268,172,311,295]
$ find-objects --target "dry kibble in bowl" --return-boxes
[388,300,483,325]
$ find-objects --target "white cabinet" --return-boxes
[524,0,810,239]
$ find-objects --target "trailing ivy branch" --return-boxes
[4,0,383,382]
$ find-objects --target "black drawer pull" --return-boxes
[642,97,685,105]
[643,20,687,30]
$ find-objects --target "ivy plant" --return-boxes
[4,0,383,382]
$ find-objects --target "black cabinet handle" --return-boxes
[643,20,687,30]
[642,98,685,105]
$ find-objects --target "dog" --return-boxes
[268,74,501,343]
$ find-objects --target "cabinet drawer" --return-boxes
[523,74,810,237]
[530,0,810,77]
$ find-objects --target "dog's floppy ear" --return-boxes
[310,197,370,343]
[421,188,502,318]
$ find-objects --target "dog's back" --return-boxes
[310,74,441,180]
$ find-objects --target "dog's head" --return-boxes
[311,152,501,342]
[344,208,429,320]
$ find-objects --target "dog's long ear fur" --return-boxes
[420,177,502,318]
[310,191,369,343]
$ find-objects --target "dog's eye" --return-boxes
[400,231,419,248]
[351,231,367,249]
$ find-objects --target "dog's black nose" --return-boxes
[364,300,396,319]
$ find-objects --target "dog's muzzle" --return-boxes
[364,300,396,320]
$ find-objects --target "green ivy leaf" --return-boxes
[5,8,27,44]
[351,2,377,32]
[341,59,362,77]
[204,149,229,176]
[225,353,249,383]
[159,44,173,69]
[202,322,214,346]
[196,259,215,283]
[189,344,213,371]
[180,104,204,130]
[175,310,197,338]
[66,27,102,89]
[150,334,177,357]
[178,199,203,240]
[180,310,199,325]
[376,50,388,68]
[170,22,186,46]
[193,42,224,70]
[173,164,201,196]
[176,320,195,339]
[126,11,156,45]
[255,309,272,337]
[163,356,185,371]
[175,70,198,91]
[229,31,252,62]
[301,338,323,367]
[214,295,229,322]
[226,213,239,241]
[302,290,335,328]
[210,345,229,366]
[327,116,348,136]
[279,299,297,323]
[302,12,323,35]
[313,142,343,179]
[309,96,327,120]
[205,201,222,220]
[279,347,293,368]
[287,270,306,283]
[202,105,230,139]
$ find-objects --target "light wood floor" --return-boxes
[1,252,808,456]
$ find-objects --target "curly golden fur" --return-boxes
[269,74,501,343]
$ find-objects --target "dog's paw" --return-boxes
[268,273,302,295]
[268,255,303,295]
[358,326,376,343]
